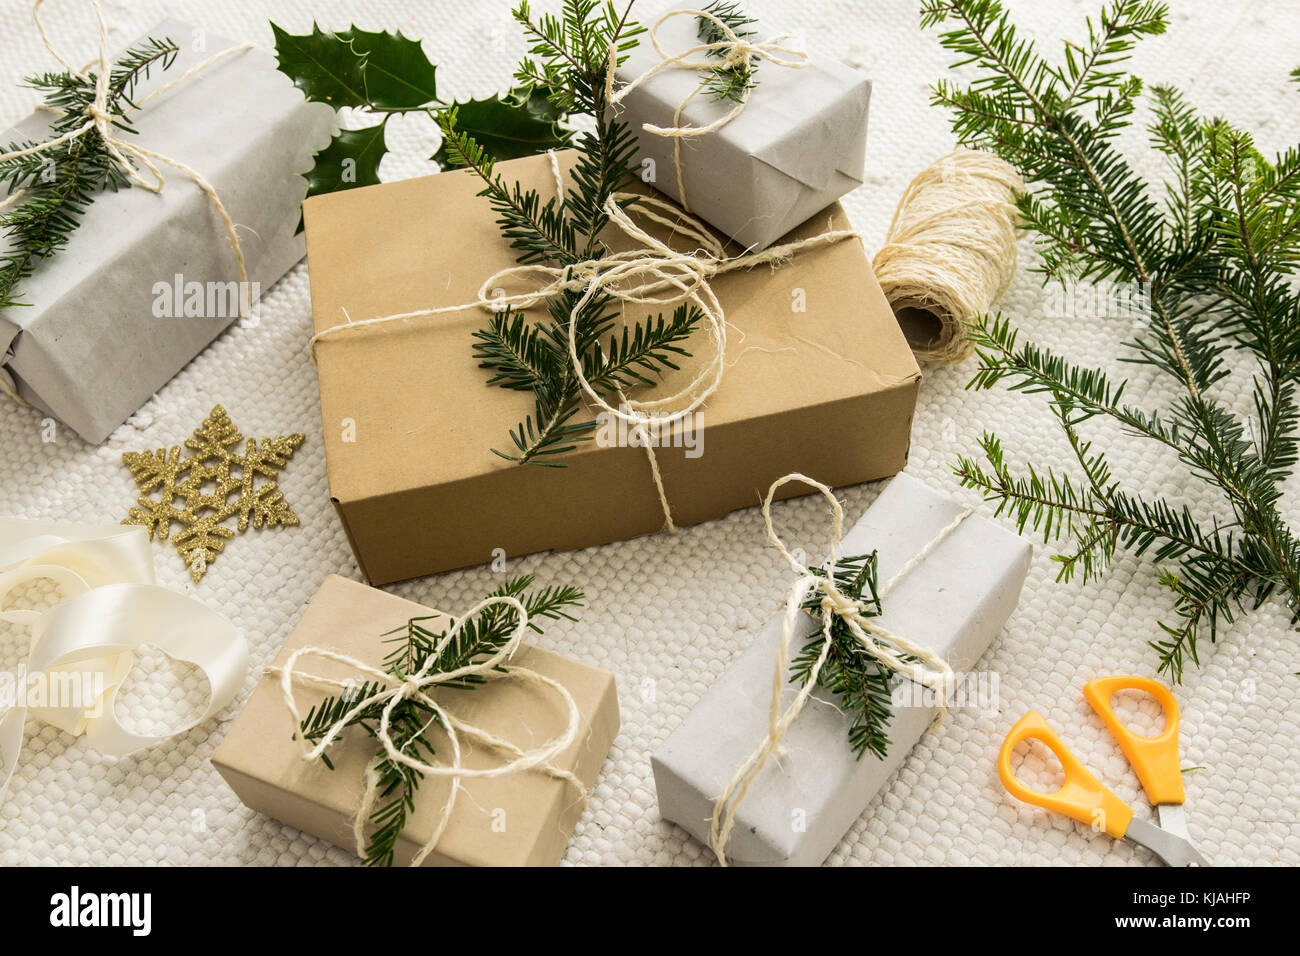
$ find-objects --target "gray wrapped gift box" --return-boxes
[0,18,334,443]
[614,3,870,252]
[653,472,1033,865]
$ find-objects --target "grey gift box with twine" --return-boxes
[653,472,1033,866]
[612,2,871,253]
[0,17,334,443]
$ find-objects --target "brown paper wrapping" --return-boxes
[304,151,922,585]
[212,574,620,867]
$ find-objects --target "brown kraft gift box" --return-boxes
[304,151,922,586]
[212,574,620,867]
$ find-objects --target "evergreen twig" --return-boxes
[790,553,902,760]
[696,0,760,103]
[443,1,708,466]
[922,0,1300,679]
[0,37,179,308]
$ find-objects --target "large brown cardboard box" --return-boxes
[304,152,921,585]
[212,574,620,867]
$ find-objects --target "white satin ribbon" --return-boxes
[0,519,248,805]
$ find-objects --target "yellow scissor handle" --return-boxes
[1083,675,1185,806]
[998,711,1134,839]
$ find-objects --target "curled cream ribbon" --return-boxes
[310,183,861,532]
[273,595,586,867]
[0,518,249,806]
[607,7,809,211]
[708,474,972,866]
[0,0,254,408]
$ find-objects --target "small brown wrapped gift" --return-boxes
[304,151,921,586]
[212,575,619,867]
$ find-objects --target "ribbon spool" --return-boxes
[0,519,248,806]
[872,148,1024,365]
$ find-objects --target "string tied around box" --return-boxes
[872,148,1025,365]
[0,0,255,406]
[707,473,972,866]
[607,7,809,212]
[308,156,862,536]
[271,594,587,867]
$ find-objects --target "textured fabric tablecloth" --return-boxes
[1,0,1296,866]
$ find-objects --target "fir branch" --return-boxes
[297,575,584,867]
[448,2,707,467]
[790,553,898,760]
[482,294,705,466]
[0,37,179,308]
[696,1,760,103]
[437,109,579,265]
[925,0,1300,677]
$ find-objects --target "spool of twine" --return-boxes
[872,148,1024,365]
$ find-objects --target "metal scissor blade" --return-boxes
[1156,804,1192,841]
[1126,815,1210,867]
[1155,804,1211,866]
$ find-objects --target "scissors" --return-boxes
[998,675,1209,866]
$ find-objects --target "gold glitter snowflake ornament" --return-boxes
[122,404,305,583]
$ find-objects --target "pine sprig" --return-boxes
[444,2,709,467]
[438,108,580,265]
[924,0,1300,679]
[0,37,180,308]
[696,1,760,103]
[789,553,900,760]
[296,575,584,867]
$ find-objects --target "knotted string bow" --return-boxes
[274,594,586,867]
[608,7,809,210]
[0,0,254,406]
[708,474,972,865]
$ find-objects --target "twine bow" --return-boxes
[609,7,809,211]
[274,594,586,867]
[708,473,972,865]
[0,0,253,409]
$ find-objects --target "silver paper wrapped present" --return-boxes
[613,4,870,251]
[0,19,334,443]
[653,472,1033,865]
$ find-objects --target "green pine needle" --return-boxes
[447,2,704,467]
[925,0,1300,680]
[790,552,903,760]
[0,37,180,309]
[696,1,761,103]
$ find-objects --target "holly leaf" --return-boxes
[431,95,571,169]
[307,123,387,195]
[337,27,438,110]
[505,84,567,124]
[271,22,367,108]
[296,123,387,231]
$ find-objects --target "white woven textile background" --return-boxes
[0,0,1297,866]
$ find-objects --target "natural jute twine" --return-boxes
[708,473,972,866]
[872,148,1024,365]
